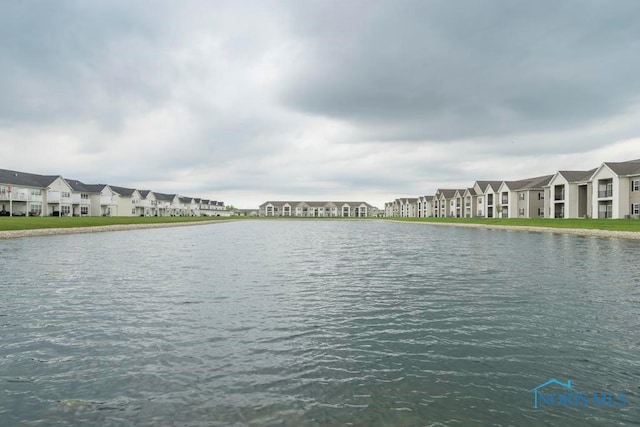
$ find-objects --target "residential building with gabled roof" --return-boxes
[259,201,379,217]
[0,168,65,216]
[434,189,457,217]
[110,185,144,217]
[589,159,640,218]
[417,195,434,217]
[65,178,98,217]
[398,197,418,217]
[544,169,596,219]
[496,175,552,218]
[153,192,177,217]
[462,188,475,218]
[1,168,225,218]
[470,180,502,218]
[78,184,120,216]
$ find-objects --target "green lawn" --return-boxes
[387,217,640,232]
[0,216,234,231]
[3,215,640,233]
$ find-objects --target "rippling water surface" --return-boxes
[1,220,639,426]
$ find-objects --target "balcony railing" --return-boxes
[598,190,613,198]
[0,191,28,201]
[554,192,565,201]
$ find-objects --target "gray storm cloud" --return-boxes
[1,0,639,207]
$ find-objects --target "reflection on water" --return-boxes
[1,220,639,426]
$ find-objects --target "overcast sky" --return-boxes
[2,1,640,208]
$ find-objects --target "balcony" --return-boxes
[100,196,114,205]
[47,191,60,203]
[501,197,508,205]
[0,191,29,201]
[598,190,613,198]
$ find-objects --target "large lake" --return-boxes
[1,220,639,426]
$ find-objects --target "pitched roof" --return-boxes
[260,200,374,208]
[557,169,597,183]
[110,185,137,196]
[81,184,110,193]
[436,189,457,198]
[154,192,176,202]
[259,201,298,207]
[475,180,503,192]
[0,168,60,188]
[306,201,331,207]
[603,159,640,176]
[503,175,553,191]
[65,178,96,192]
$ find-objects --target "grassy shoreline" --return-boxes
[1,215,639,234]
[0,216,235,231]
[384,217,640,232]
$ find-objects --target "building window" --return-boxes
[633,204,640,215]
[537,208,543,217]
[29,203,42,215]
[30,189,42,196]
[61,192,71,198]
[519,208,525,216]
[538,192,544,200]
[81,206,89,215]
[632,180,640,192]
[519,193,525,200]
[598,203,613,219]
[598,180,613,198]
[61,205,71,215]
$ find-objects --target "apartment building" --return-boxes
[0,168,224,217]
[259,201,380,217]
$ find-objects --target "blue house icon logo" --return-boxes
[529,378,628,409]
[529,378,573,409]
